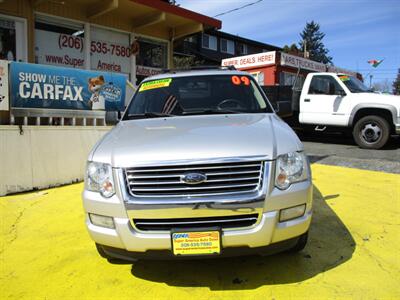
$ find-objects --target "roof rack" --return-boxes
[161,65,236,74]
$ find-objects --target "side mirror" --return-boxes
[105,111,120,125]
[337,89,347,97]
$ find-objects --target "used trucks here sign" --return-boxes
[10,62,126,111]
[280,53,326,72]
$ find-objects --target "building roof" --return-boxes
[132,0,222,30]
[43,0,222,41]
[206,29,282,51]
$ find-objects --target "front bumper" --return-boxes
[98,236,303,261]
[82,172,313,256]
[85,208,312,252]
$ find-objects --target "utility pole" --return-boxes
[369,74,373,88]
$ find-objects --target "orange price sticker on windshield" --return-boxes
[231,76,250,86]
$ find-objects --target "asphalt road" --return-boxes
[299,132,400,174]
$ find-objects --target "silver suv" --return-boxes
[82,69,313,261]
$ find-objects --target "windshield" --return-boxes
[338,75,370,93]
[123,75,272,119]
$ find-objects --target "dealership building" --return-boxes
[0,0,362,196]
[0,0,221,85]
[0,0,221,195]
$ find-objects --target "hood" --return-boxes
[357,93,400,108]
[90,114,303,167]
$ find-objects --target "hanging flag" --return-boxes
[367,59,384,68]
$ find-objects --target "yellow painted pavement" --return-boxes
[1,164,399,299]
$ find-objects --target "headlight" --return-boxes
[275,152,309,190]
[86,161,115,198]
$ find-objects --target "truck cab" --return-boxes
[298,72,400,149]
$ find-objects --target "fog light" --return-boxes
[279,204,306,222]
[89,213,115,229]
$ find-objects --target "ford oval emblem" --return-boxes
[181,172,207,185]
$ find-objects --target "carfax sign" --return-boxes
[10,62,126,111]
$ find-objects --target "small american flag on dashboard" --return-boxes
[162,95,178,114]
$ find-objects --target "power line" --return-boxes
[213,0,263,17]
[359,68,399,71]
[360,71,398,74]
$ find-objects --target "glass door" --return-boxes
[0,14,27,62]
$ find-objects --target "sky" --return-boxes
[177,0,400,87]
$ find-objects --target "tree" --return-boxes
[282,43,301,56]
[162,0,178,5]
[393,68,400,95]
[299,21,332,64]
[373,79,391,93]
[173,55,204,69]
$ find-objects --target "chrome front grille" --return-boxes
[134,214,259,231]
[125,160,264,197]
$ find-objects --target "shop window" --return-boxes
[0,15,27,62]
[220,38,234,54]
[251,72,264,85]
[237,43,248,55]
[185,35,197,44]
[202,34,217,51]
[136,38,167,69]
[280,72,305,90]
[34,15,85,68]
[90,26,131,75]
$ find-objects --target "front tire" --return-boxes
[288,231,308,253]
[353,115,390,149]
[95,243,111,259]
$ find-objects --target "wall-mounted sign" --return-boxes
[35,29,85,69]
[136,65,162,77]
[10,62,125,111]
[90,27,131,75]
[35,27,132,74]
[0,60,9,111]
[280,53,326,72]
[221,51,276,69]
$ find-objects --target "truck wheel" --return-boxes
[288,231,308,253]
[95,243,137,263]
[353,115,390,149]
[95,243,111,259]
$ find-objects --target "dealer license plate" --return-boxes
[171,231,221,256]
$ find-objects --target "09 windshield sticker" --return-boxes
[139,78,172,92]
[231,75,250,86]
[339,75,350,82]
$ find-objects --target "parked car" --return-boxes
[263,72,400,149]
[82,68,313,261]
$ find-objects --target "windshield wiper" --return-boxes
[352,90,372,93]
[181,109,243,116]
[125,112,174,120]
